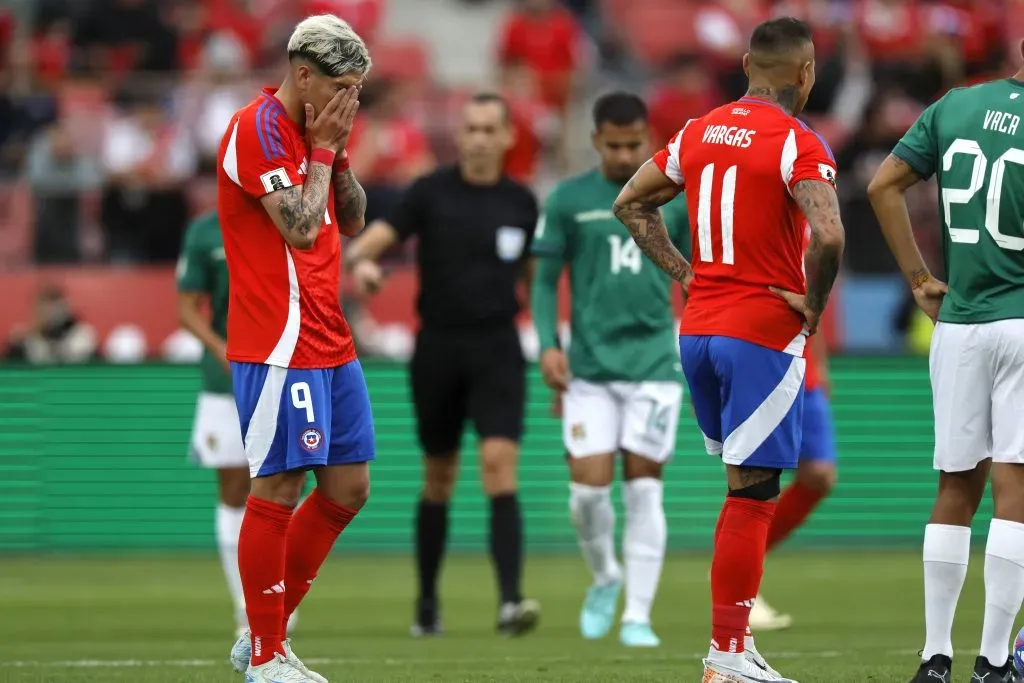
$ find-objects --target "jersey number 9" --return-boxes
[291,381,316,423]
[942,138,1024,251]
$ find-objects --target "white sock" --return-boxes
[980,518,1024,666]
[622,478,666,625]
[216,503,246,621]
[922,523,971,660]
[569,482,621,586]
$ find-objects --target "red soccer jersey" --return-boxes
[217,88,357,369]
[653,96,838,356]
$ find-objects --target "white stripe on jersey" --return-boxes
[264,246,301,367]
[223,121,242,187]
[780,128,798,195]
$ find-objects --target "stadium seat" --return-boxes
[618,0,698,68]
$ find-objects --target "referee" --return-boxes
[344,92,541,637]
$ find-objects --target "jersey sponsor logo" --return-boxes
[300,427,324,453]
[574,209,615,223]
[299,157,309,175]
[496,226,527,262]
[818,163,837,188]
[731,107,750,116]
[260,168,293,194]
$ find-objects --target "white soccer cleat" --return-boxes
[744,643,785,679]
[702,654,799,682]
[748,594,792,631]
[244,653,316,682]
[230,630,325,683]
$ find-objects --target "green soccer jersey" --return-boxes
[176,212,231,395]
[894,79,1024,324]
[532,168,690,383]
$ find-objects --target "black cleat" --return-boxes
[910,654,952,683]
[971,656,1018,682]
[496,598,541,637]
[410,596,443,637]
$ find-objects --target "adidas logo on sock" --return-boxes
[262,581,285,595]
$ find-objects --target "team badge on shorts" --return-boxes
[571,423,586,441]
[206,434,218,452]
[300,428,324,453]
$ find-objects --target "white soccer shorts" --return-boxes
[930,319,1024,472]
[562,379,683,462]
[190,392,247,469]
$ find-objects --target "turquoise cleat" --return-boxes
[579,580,621,639]
[619,622,661,648]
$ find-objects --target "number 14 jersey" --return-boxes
[653,96,837,356]
[893,78,1024,325]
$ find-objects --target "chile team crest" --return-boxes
[300,428,324,453]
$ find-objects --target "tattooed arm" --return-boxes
[793,179,846,315]
[259,161,334,250]
[612,160,691,283]
[332,166,367,237]
[866,154,931,287]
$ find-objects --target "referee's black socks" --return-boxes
[416,499,449,608]
[489,493,523,605]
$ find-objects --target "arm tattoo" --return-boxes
[794,179,845,314]
[332,168,367,233]
[909,268,931,289]
[888,154,910,172]
[613,179,692,282]
[277,162,332,239]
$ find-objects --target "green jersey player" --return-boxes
[869,57,1024,683]
[177,212,295,638]
[530,92,689,648]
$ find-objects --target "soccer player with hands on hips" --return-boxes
[869,37,1024,683]
[615,17,844,683]
[531,92,690,649]
[216,15,374,683]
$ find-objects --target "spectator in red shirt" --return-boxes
[497,0,582,111]
[499,60,559,184]
[646,53,718,148]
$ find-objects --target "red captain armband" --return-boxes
[311,147,336,168]
[333,150,350,174]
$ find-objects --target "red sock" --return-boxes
[281,488,358,633]
[765,481,826,552]
[239,495,293,666]
[710,497,776,655]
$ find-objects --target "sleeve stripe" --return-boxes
[795,118,836,163]
[255,99,274,161]
[268,110,284,158]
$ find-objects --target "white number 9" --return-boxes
[291,381,315,423]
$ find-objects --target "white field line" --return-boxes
[0,649,954,669]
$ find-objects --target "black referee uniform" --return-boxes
[386,164,539,635]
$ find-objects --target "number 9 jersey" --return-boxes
[893,79,1024,325]
[653,96,837,356]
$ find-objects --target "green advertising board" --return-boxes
[0,358,986,553]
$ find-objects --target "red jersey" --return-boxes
[653,96,838,356]
[217,88,357,369]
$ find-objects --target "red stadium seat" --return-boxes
[619,0,698,68]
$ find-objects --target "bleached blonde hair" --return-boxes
[287,14,372,78]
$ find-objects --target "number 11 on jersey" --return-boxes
[696,163,737,265]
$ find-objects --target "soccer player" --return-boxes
[217,15,375,683]
[752,227,838,633]
[868,41,1024,683]
[530,92,689,648]
[614,18,844,683]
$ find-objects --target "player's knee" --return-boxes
[798,463,837,495]
[480,438,518,495]
[423,456,458,502]
[728,470,782,501]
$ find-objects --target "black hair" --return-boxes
[468,91,511,122]
[592,92,648,129]
[749,17,813,56]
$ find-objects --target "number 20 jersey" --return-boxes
[653,96,837,356]
[893,78,1024,325]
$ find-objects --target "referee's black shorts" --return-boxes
[410,325,526,456]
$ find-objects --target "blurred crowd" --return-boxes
[0,0,1014,277]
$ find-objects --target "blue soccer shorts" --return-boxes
[800,387,838,463]
[231,360,376,478]
[680,335,805,470]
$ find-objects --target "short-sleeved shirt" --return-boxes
[217,87,356,369]
[892,79,1024,325]
[532,168,688,383]
[388,166,538,331]
[653,96,838,356]
[176,212,231,395]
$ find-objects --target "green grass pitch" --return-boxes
[0,552,1011,682]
